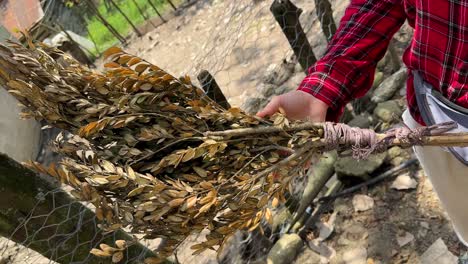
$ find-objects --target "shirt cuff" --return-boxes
[297,76,346,122]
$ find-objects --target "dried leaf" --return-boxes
[104,62,121,68]
[169,198,185,208]
[181,196,197,211]
[135,63,149,73]
[115,240,127,250]
[193,166,207,178]
[112,251,124,263]
[103,47,123,59]
[128,186,145,197]
[126,166,137,180]
[90,248,112,257]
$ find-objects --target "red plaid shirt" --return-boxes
[298,0,468,125]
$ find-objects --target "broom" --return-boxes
[1,39,467,263]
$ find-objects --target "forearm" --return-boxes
[298,0,406,121]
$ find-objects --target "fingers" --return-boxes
[256,96,281,118]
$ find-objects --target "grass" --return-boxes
[86,0,181,54]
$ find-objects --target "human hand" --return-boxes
[256,90,329,122]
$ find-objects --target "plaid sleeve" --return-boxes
[298,0,406,121]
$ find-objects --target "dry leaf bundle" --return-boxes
[0,41,322,261]
[2,40,466,262]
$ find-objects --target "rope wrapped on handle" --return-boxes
[323,121,458,159]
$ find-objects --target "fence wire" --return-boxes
[0,0,362,263]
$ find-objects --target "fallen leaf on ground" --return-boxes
[352,195,374,212]
[391,173,417,190]
[420,238,457,264]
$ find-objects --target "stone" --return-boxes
[294,248,322,264]
[390,157,405,166]
[267,234,303,264]
[257,83,277,97]
[352,95,377,115]
[372,71,384,89]
[342,247,367,264]
[372,68,407,103]
[242,97,265,114]
[352,194,374,212]
[308,240,337,262]
[341,106,355,124]
[295,63,304,73]
[387,146,412,166]
[420,222,429,229]
[287,71,307,87]
[335,152,387,180]
[459,253,468,264]
[274,86,288,95]
[367,226,396,262]
[338,223,369,246]
[420,238,458,264]
[391,173,418,190]
[387,146,402,159]
[217,231,244,263]
[396,231,414,247]
[373,100,403,122]
[377,51,391,71]
[348,114,372,128]
[272,207,292,233]
[418,228,428,238]
[262,60,295,86]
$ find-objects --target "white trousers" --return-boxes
[403,110,468,246]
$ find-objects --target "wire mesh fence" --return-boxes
[0,0,413,263]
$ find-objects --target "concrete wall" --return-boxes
[0,0,44,38]
[0,24,41,162]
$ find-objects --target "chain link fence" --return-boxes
[0,0,413,263]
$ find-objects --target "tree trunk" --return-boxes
[108,0,143,37]
[131,0,157,28]
[197,70,231,110]
[270,0,317,73]
[84,0,127,44]
[0,153,160,263]
[148,0,167,23]
[314,0,336,41]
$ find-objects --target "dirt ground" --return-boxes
[295,168,465,264]
[123,0,348,107]
[1,0,466,263]
[123,0,466,263]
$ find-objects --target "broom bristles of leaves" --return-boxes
[0,40,324,261]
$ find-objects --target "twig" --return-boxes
[252,145,295,154]
[204,123,323,137]
[250,144,311,182]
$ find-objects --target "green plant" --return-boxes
[86,0,180,52]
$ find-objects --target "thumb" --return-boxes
[256,96,281,118]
